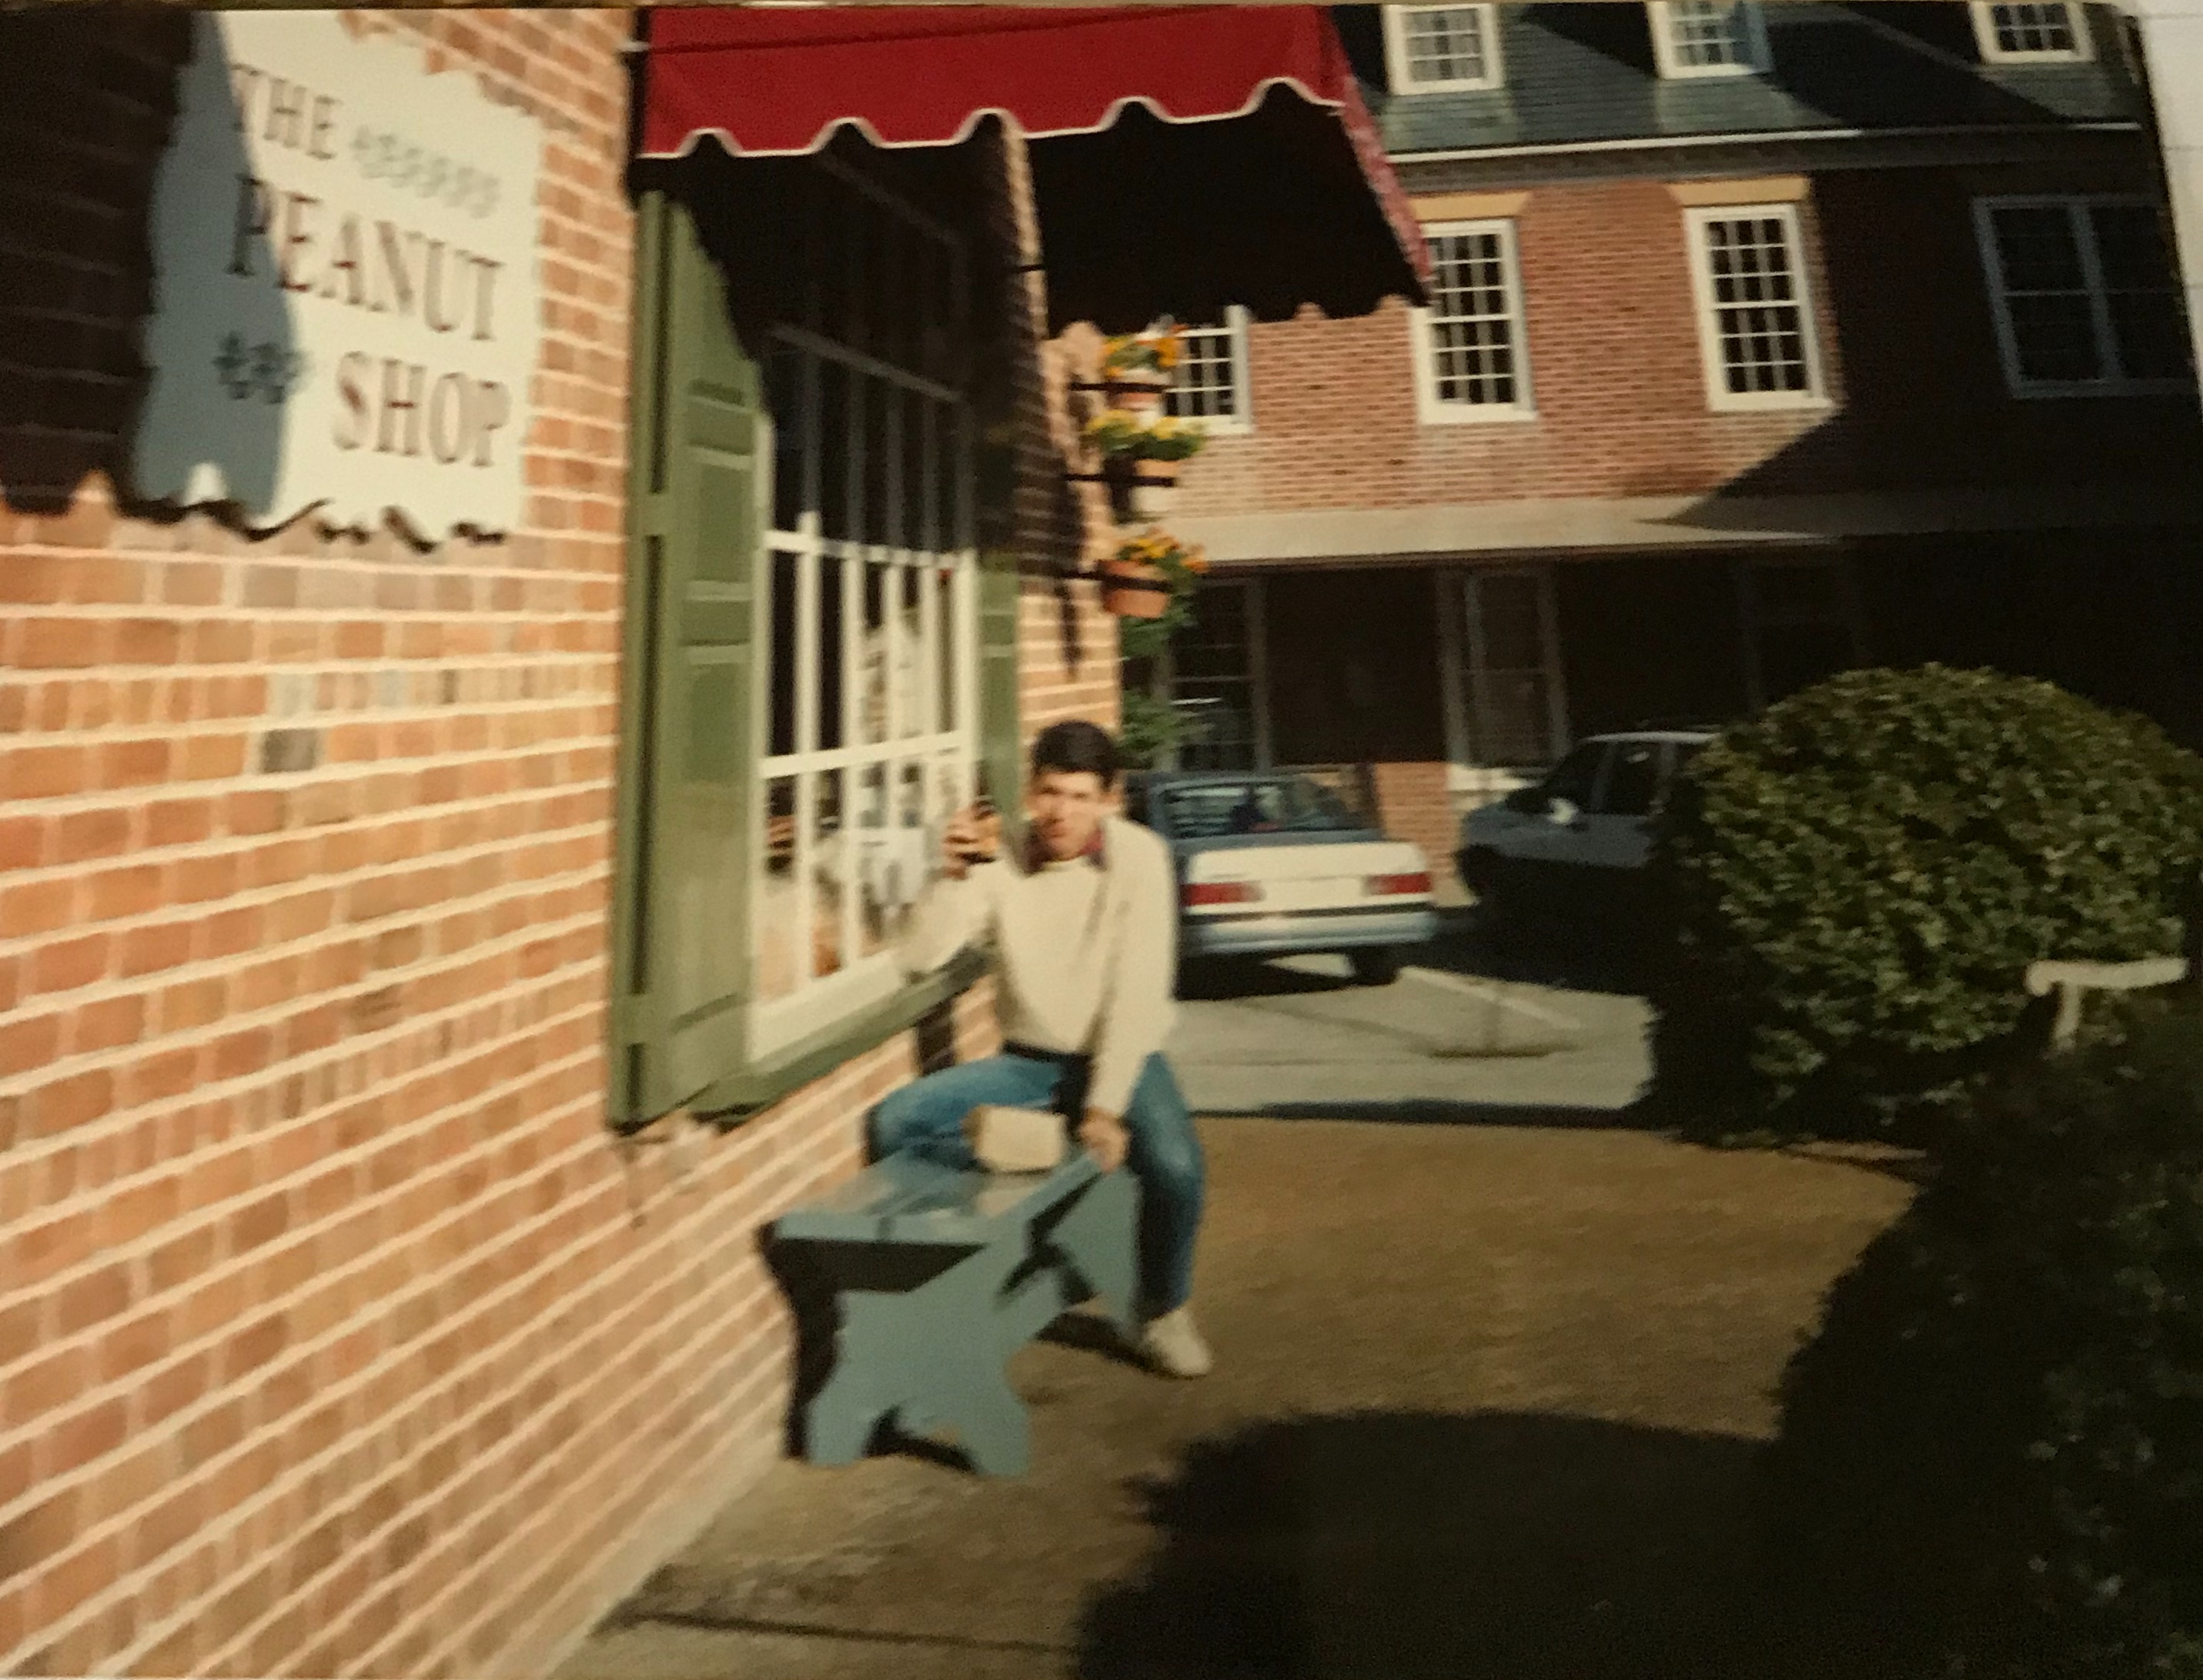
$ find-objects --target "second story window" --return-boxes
[1970,1,2092,62]
[1382,5,1505,92]
[1648,0,1770,78]
[1164,309,1253,433]
[1414,219,1535,423]
[1681,205,1829,410]
[1973,196,2190,396]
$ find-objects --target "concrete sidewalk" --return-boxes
[557,1115,1915,1680]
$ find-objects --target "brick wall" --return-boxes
[1369,760,1456,889]
[0,21,1111,1680]
[1172,157,2201,520]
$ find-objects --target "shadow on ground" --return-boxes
[1075,1411,1913,1680]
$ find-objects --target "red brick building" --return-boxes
[1148,0,2203,884]
[0,7,1419,1674]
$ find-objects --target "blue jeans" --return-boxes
[869,1049,1205,1317]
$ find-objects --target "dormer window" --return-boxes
[1648,0,1770,78]
[1382,5,1506,93]
[1970,1,2093,62]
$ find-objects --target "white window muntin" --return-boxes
[1971,194,2189,398]
[1648,0,1771,78]
[1383,5,1506,93]
[1458,566,1569,769]
[1970,1,2093,63]
[1682,203,1830,412]
[1164,307,1254,434]
[752,167,979,1055]
[1413,218,1536,425]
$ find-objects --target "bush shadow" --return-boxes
[1197,1100,1643,1132]
[1075,1410,1919,1680]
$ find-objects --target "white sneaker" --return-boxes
[1137,1306,1213,1378]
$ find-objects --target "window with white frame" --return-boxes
[1163,308,1252,433]
[1648,0,1770,77]
[1415,219,1534,422]
[1682,205,1828,409]
[1132,579,1269,771]
[752,162,978,1048]
[1970,1,2092,62]
[1972,195,2191,396]
[1382,5,1506,92]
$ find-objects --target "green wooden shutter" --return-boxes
[610,192,763,1128]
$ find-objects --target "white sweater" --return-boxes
[898,813,1177,1117]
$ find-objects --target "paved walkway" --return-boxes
[558,1111,1914,1679]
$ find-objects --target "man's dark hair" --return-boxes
[1030,720,1121,789]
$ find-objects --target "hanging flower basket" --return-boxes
[1098,553,1173,620]
[1108,456,1180,521]
[1098,319,1185,414]
[1099,529,1208,623]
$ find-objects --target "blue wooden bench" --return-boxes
[770,1149,1141,1477]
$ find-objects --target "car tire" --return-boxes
[1349,949,1402,987]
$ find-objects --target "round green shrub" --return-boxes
[1646,665,2203,1144]
[1760,999,2203,1677]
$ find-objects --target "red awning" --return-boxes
[637,5,1429,326]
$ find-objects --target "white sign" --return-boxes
[133,13,542,537]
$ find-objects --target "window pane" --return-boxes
[1165,322,1241,423]
[1989,2,2078,54]
[1425,228,1523,408]
[2088,205,2171,291]
[1701,215,1812,395]
[898,566,926,737]
[934,563,958,734]
[1544,743,1606,805]
[1476,673,1553,767]
[1600,741,1662,817]
[2008,293,2100,382]
[767,345,807,535]
[1476,574,1544,668]
[755,777,801,1003]
[811,770,845,980]
[862,374,894,547]
[855,763,891,960]
[767,550,799,760]
[858,561,890,746]
[900,389,928,553]
[1402,5,1490,84]
[815,556,845,753]
[1992,205,2086,292]
[2108,292,2191,382]
[817,359,852,543]
[1666,0,1754,67]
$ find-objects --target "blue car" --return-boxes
[1125,770,1439,986]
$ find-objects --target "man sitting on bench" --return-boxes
[872,720,1212,1379]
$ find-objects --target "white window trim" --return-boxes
[1165,306,1255,436]
[1648,0,1772,79]
[747,173,981,1060]
[1681,202,1833,413]
[1971,193,2189,399]
[1382,5,1507,94]
[1968,1,2094,64]
[1412,218,1537,426]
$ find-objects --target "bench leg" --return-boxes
[802,1242,1034,1475]
[1049,1168,1142,1341]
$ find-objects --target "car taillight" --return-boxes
[1182,880,1262,907]
[1365,871,1432,897]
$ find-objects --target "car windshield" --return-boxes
[1159,777,1366,839]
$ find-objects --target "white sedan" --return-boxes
[1126,771,1439,986]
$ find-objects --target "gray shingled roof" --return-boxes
[1339,2,2149,155]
